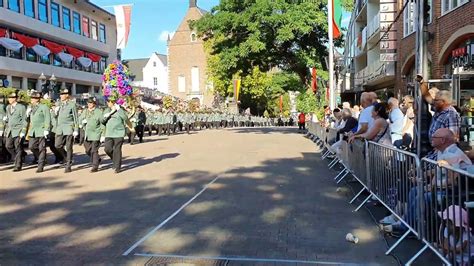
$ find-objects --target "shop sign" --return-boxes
[452,42,474,69]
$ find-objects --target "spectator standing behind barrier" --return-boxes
[352,105,360,119]
[388,98,405,147]
[384,128,472,234]
[331,108,344,130]
[428,90,461,143]
[330,108,358,154]
[349,102,391,145]
[350,92,375,137]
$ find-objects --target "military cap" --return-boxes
[7,92,18,98]
[60,88,70,95]
[30,91,42,98]
[87,96,97,104]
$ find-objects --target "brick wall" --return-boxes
[168,7,213,107]
[394,1,474,96]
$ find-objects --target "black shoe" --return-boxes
[36,167,44,173]
[65,167,71,173]
[114,169,121,174]
[90,168,98,173]
[13,167,21,172]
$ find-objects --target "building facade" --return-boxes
[128,52,168,94]
[395,0,474,108]
[0,0,117,100]
[167,0,213,107]
[342,0,398,102]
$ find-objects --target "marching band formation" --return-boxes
[0,90,288,174]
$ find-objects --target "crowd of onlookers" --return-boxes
[310,78,474,264]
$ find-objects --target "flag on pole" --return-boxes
[279,95,283,112]
[233,79,241,102]
[311,67,317,94]
[331,0,343,39]
[114,5,133,49]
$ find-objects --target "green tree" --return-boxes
[192,0,333,96]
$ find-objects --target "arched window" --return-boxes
[190,32,197,42]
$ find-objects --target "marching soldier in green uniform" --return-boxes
[156,109,164,135]
[48,106,63,164]
[53,89,79,173]
[79,97,104,172]
[5,92,27,172]
[102,100,131,174]
[27,91,51,173]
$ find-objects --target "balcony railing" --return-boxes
[367,13,380,39]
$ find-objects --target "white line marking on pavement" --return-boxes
[134,253,363,265]
[122,175,221,256]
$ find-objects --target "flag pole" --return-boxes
[328,0,335,110]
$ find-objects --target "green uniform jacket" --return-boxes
[50,109,57,134]
[28,103,51,138]
[102,107,129,138]
[5,103,27,138]
[55,100,79,135]
[79,107,104,141]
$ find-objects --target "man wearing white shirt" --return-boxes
[388,98,405,146]
[352,92,375,136]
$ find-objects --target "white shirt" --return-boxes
[436,144,473,187]
[357,105,374,132]
[389,108,405,143]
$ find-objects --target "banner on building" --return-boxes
[114,4,133,49]
[233,79,241,102]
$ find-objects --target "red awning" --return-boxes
[0,28,6,38]
[42,40,64,54]
[66,46,84,58]
[13,32,38,48]
[86,53,102,62]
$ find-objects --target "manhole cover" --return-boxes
[145,256,229,266]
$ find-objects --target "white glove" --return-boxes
[20,132,25,138]
[44,131,49,137]
[0,131,3,136]
[82,119,88,125]
[103,112,112,118]
[54,106,60,114]
[100,136,105,143]
[114,104,120,111]
[2,116,7,122]
[73,131,78,137]
[26,107,32,117]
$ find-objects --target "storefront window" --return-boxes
[53,54,62,67]
[26,48,37,62]
[40,54,51,65]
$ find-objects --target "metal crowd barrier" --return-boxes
[305,122,474,266]
[409,158,474,265]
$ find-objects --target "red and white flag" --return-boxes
[114,4,132,49]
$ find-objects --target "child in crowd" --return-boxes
[438,205,474,265]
